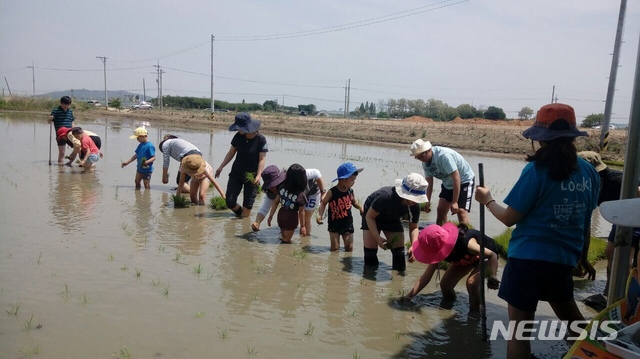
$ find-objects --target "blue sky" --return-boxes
[1,0,639,122]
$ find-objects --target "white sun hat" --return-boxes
[410,139,432,156]
[394,173,429,203]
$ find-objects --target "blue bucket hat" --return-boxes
[332,162,363,182]
[522,103,587,142]
[229,112,261,133]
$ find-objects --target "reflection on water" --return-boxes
[49,169,103,234]
[0,114,606,358]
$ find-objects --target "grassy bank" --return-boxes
[492,227,607,263]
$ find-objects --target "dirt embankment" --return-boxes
[13,109,629,162]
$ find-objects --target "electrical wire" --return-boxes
[216,1,468,42]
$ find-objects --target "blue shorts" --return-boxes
[498,258,574,312]
[137,171,152,180]
[86,153,100,164]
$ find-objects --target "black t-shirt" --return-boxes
[445,228,498,265]
[229,132,268,180]
[363,187,420,224]
[598,168,623,205]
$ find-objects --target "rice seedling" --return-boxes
[135,268,142,278]
[108,254,114,262]
[284,309,293,317]
[23,314,35,331]
[218,327,228,340]
[348,309,356,317]
[394,330,401,339]
[121,265,128,271]
[114,346,132,359]
[304,321,315,336]
[252,292,259,300]
[195,312,205,318]
[174,253,182,263]
[292,248,309,260]
[384,235,402,250]
[37,252,42,264]
[152,278,161,287]
[18,345,41,357]
[193,263,203,275]
[158,245,165,253]
[209,196,227,210]
[5,301,20,316]
[314,294,325,304]
[353,350,361,359]
[60,283,71,299]
[79,292,91,305]
[246,345,258,355]
[171,194,190,208]
[163,284,170,297]
[245,172,256,184]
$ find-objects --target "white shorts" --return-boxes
[305,192,320,211]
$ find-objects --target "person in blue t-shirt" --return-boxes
[475,103,600,359]
[121,127,156,190]
[410,139,475,226]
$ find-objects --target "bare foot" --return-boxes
[251,222,260,232]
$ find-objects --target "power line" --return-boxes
[216,0,468,41]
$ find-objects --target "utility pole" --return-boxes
[4,77,12,95]
[551,85,555,103]
[346,79,351,119]
[155,61,160,109]
[607,25,640,305]
[96,56,108,108]
[344,81,348,118]
[282,94,285,109]
[160,69,164,110]
[600,0,627,151]
[143,78,146,102]
[154,62,165,110]
[27,62,35,96]
[210,34,215,115]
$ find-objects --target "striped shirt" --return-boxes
[161,139,201,169]
[50,106,74,130]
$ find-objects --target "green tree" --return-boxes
[110,98,122,109]
[581,113,604,128]
[484,106,506,120]
[456,103,479,119]
[518,106,534,120]
[263,100,278,112]
[297,104,317,114]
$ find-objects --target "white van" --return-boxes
[87,100,101,107]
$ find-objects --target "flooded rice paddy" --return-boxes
[0,114,609,358]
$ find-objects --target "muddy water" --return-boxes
[0,114,607,358]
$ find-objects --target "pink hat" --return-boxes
[412,223,458,264]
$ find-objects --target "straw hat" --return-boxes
[181,155,206,176]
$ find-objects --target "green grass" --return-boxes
[209,196,227,210]
[171,194,190,208]
[491,228,606,263]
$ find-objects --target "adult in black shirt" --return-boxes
[578,151,640,295]
[362,173,428,272]
[216,113,268,217]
